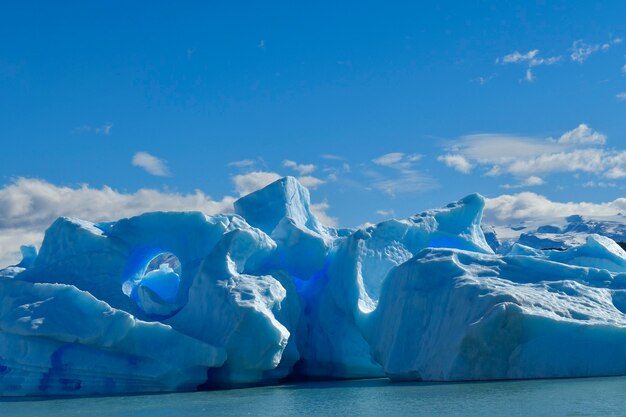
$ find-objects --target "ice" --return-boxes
[4,176,626,396]
[368,247,626,380]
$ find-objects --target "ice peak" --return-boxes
[234,176,323,235]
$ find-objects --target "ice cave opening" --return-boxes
[132,252,182,317]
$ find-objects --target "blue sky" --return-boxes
[1,1,626,256]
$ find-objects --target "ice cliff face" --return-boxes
[3,176,626,396]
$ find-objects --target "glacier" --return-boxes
[3,176,626,395]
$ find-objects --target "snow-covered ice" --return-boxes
[3,176,626,395]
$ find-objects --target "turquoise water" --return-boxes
[3,377,626,416]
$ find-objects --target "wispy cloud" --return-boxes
[282,159,316,175]
[132,152,170,176]
[582,181,617,188]
[497,49,561,82]
[617,92,626,101]
[570,37,623,63]
[72,123,113,135]
[228,159,257,169]
[369,173,438,196]
[369,152,435,195]
[321,154,344,161]
[501,176,545,189]
[475,74,496,85]
[372,152,421,170]
[376,209,396,217]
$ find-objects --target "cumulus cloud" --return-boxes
[557,123,606,145]
[0,178,235,267]
[132,152,170,176]
[605,167,626,179]
[282,160,316,175]
[484,192,626,225]
[437,154,472,173]
[232,171,282,196]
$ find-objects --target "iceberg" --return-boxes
[3,176,626,396]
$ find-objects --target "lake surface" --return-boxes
[3,377,626,416]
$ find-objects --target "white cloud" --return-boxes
[282,160,316,175]
[298,175,325,189]
[372,152,421,170]
[439,124,623,180]
[617,92,626,101]
[622,64,626,73]
[132,152,170,176]
[445,133,560,164]
[507,148,605,176]
[376,209,395,217]
[73,123,113,135]
[372,152,403,166]
[310,202,338,227]
[369,152,434,195]
[484,192,626,226]
[0,178,235,267]
[476,74,495,85]
[232,171,281,196]
[497,49,560,81]
[501,176,545,189]
[570,38,622,63]
[582,181,616,188]
[228,159,256,169]
[524,176,545,186]
[558,123,606,145]
[437,154,472,173]
[605,167,626,179]
[370,172,437,196]
[321,154,344,160]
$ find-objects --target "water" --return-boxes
[3,377,626,416]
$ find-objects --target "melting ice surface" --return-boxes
[4,176,626,396]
